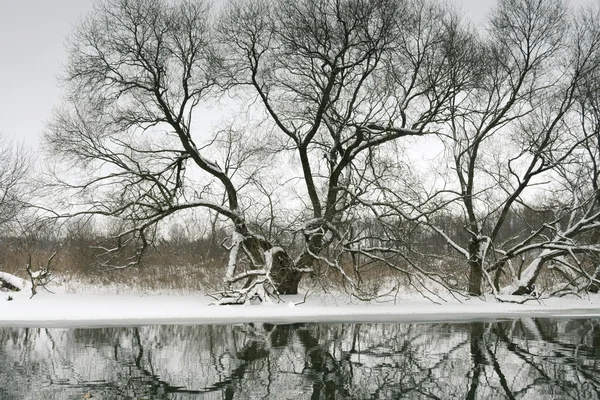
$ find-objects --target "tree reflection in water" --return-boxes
[1,319,599,399]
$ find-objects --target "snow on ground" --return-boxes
[1,277,600,328]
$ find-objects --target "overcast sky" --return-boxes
[0,0,585,148]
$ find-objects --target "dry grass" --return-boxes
[0,237,229,294]
[56,263,223,294]
[1,236,595,297]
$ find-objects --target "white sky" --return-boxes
[0,0,587,148]
[0,0,94,146]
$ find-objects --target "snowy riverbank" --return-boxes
[2,276,600,328]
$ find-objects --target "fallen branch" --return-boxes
[0,272,23,292]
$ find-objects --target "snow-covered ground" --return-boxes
[2,273,600,328]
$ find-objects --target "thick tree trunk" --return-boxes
[270,250,302,295]
[468,259,483,296]
[269,231,323,295]
[238,234,304,296]
[468,239,483,296]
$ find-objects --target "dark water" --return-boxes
[1,319,600,399]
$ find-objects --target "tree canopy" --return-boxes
[44,0,600,303]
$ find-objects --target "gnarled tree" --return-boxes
[46,0,465,303]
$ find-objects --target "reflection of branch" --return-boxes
[103,327,208,396]
[492,325,552,383]
[486,342,516,400]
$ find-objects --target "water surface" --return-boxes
[1,318,599,399]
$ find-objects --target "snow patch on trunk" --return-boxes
[499,250,551,295]
[225,231,244,281]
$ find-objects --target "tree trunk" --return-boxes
[468,259,484,296]
[588,229,600,293]
[468,239,483,296]
[589,264,600,293]
[239,234,304,296]
[270,250,302,295]
[492,262,504,292]
[498,251,550,295]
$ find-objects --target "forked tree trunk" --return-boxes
[239,234,304,295]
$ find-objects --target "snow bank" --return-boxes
[1,287,600,328]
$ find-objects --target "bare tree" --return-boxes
[501,21,600,296]
[45,0,470,302]
[44,0,237,274]
[407,0,600,296]
[0,134,31,292]
[215,0,478,301]
[579,63,600,292]
[46,0,600,301]
[0,134,29,234]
